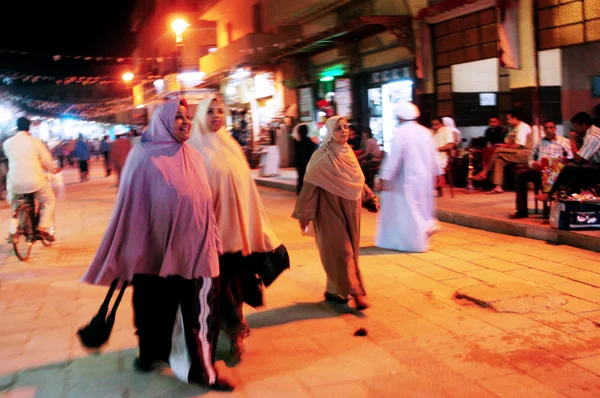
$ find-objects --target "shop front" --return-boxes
[271,15,415,150]
[358,66,412,153]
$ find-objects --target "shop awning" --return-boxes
[415,0,497,22]
[270,15,413,60]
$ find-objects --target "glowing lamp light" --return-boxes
[0,107,12,123]
[171,18,190,43]
[320,66,344,82]
[122,72,134,82]
[230,68,251,80]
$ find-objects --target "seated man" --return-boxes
[431,117,457,171]
[4,117,56,241]
[508,120,573,219]
[474,108,532,194]
[484,114,508,147]
[537,112,600,201]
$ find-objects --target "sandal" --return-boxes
[324,292,349,304]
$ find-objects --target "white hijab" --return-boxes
[188,95,280,255]
[442,117,461,145]
[187,96,245,168]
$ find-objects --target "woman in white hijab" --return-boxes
[292,116,379,310]
[188,95,282,359]
[442,117,461,150]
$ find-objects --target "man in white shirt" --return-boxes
[474,108,532,194]
[431,117,457,171]
[4,117,56,241]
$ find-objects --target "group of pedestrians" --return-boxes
[79,96,443,392]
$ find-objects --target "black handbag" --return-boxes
[242,272,264,308]
[77,279,128,349]
[256,244,290,287]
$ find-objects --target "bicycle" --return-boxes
[11,193,53,261]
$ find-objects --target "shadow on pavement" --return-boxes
[0,349,211,397]
[359,245,404,255]
[247,301,350,330]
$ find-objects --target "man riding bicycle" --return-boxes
[4,117,57,242]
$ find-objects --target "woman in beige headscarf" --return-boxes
[188,95,281,359]
[293,116,379,310]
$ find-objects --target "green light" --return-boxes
[319,66,345,82]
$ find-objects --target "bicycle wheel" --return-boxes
[13,207,33,261]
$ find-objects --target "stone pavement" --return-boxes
[4,161,600,396]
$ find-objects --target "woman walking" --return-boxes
[293,116,379,310]
[81,99,233,391]
[189,95,281,359]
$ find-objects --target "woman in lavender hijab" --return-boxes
[82,99,234,391]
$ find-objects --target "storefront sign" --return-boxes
[334,78,353,118]
[369,67,410,85]
[298,87,314,122]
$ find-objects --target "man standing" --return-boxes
[74,134,90,182]
[509,120,573,219]
[100,135,111,177]
[474,108,532,193]
[4,117,56,241]
[110,134,132,187]
[376,102,444,253]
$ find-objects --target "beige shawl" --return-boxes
[188,95,280,255]
[304,116,365,201]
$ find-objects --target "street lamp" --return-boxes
[171,18,189,44]
[171,18,189,95]
[122,72,134,82]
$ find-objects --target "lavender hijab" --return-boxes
[82,100,222,286]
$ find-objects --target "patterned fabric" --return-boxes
[530,135,573,165]
[578,125,600,164]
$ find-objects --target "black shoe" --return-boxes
[508,212,528,219]
[133,357,153,373]
[324,292,349,304]
[209,378,235,392]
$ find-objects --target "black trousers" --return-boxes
[132,274,220,385]
[78,160,89,174]
[102,152,111,176]
[219,253,248,338]
[549,164,600,196]
[515,167,542,216]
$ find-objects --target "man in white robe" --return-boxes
[376,102,444,253]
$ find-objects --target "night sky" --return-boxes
[0,0,136,77]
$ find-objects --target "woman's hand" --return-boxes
[366,197,380,213]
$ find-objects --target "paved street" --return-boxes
[4,161,600,397]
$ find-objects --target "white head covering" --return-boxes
[442,117,457,131]
[442,116,461,146]
[188,95,280,256]
[187,96,244,167]
[395,102,420,121]
[303,116,365,201]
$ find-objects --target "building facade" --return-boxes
[416,0,600,142]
